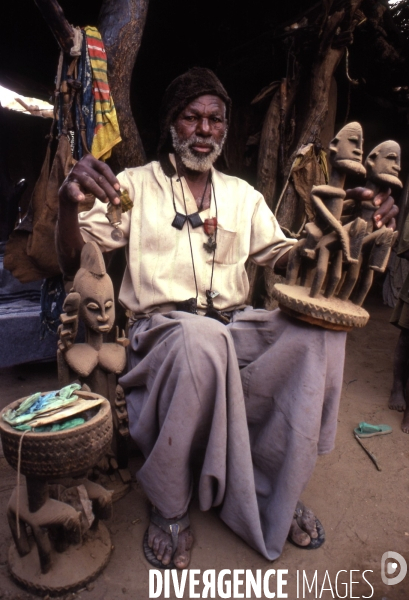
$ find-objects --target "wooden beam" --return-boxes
[33,0,76,55]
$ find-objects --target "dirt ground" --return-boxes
[0,292,408,600]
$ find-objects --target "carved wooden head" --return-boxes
[365,140,402,189]
[73,242,115,334]
[329,122,366,177]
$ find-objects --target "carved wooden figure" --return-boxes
[58,241,130,470]
[0,391,113,595]
[338,141,401,305]
[273,122,387,330]
[58,241,128,388]
[286,122,367,298]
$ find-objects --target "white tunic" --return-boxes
[78,156,294,317]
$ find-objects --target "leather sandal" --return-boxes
[143,507,190,569]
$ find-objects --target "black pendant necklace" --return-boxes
[171,175,226,322]
[171,172,210,230]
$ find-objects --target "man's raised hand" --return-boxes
[345,186,399,230]
[59,154,121,206]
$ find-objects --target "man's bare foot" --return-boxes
[389,387,406,412]
[288,502,319,547]
[148,522,193,569]
[401,408,409,434]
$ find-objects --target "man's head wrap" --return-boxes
[157,67,231,176]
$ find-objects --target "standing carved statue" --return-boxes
[339,141,401,306]
[58,241,128,389]
[286,123,367,296]
[274,123,401,330]
[277,123,368,329]
[58,241,130,468]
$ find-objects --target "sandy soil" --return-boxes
[0,294,408,600]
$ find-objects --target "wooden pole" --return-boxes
[33,0,76,55]
[256,88,281,210]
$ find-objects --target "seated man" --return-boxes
[57,68,398,569]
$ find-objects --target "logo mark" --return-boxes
[381,551,407,586]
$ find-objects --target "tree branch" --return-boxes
[33,0,76,55]
[98,0,149,170]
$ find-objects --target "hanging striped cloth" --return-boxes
[83,26,121,161]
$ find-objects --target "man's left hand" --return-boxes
[345,187,399,230]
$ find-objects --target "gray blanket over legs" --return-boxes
[119,308,346,560]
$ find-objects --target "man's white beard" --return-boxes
[170,125,227,172]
